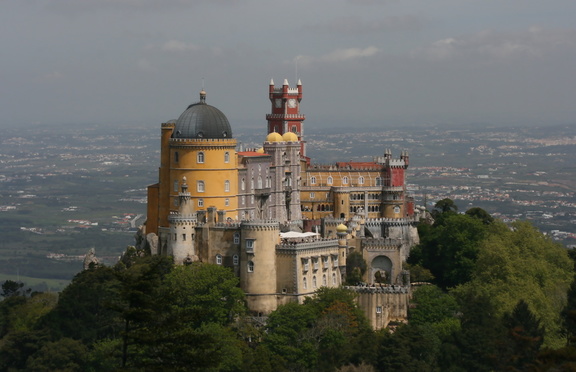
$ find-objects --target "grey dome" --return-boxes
[172,91,232,139]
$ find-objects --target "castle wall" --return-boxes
[351,286,410,329]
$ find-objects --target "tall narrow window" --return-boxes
[358,176,364,184]
[197,180,205,192]
[197,152,205,163]
[225,198,230,206]
[173,180,179,192]
[224,152,230,163]
[233,254,239,265]
[224,180,230,192]
[342,176,348,185]
[258,176,262,189]
[233,233,240,244]
[310,176,316,184]
[198,199,204,207]
[174,152,179,163]
[312,276,317,289]
[251,178,254,190]
[247,261,254,272]
[322,274,327,286]
[376,177,382,186]
[216,254,222,265]
[241,178,245,190]
[303,277,308,290]
[327,176,333,185]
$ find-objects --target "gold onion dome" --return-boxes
[337,223,348,232]
[256,147,265,154]
[266,132,283,142]
[282,132,298,142]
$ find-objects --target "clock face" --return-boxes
[275,98,282,108]
[288,98,297,108]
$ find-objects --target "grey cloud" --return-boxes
[306,15,425,34]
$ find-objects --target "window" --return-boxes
[322,274,327,286]
[327,176,333,185]
[376,306,383,314]
[174,152,179,163]
[173,198,179,207]
[233,233,240,244]
[376,177,382,186]
[358,176,364,184]
[224,152,230,163]
[182,234,186,241]
[216,254,222,265]
[310,192,315,199]
[247,261,254,272]
[310,176,316,184]
[241,196,245,205]
[197,152,204,163]
[333,256,339,267]
[224,180,230,192]
[251,195,254,204]
[251,178,254,190]
[197,180,205,192]
[173,180,179,192]
[198,199,204,207]
[246,239,255,253]
[257,176,262,189]
[303,259,309,272]
[225,198,230,207]
[241,178,245,191]
[312,276,317,289]
[173,233,177,241]
[303,277,307,290]
[342,176,348,185]
[323,256,329,268]
[332,273,337,285]
[313,258,319,271]
[291,125,297,132]
[394,206,400,214]
[233,254,239,265]
[265,177,270,188]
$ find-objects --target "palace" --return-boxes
[142,79,420,327]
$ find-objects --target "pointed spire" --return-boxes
[297,79,302,86]
[270,78,274,85]
[283,78,289,86]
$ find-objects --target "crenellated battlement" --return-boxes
[240,220,280,231]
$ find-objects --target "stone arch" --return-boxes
[371,255,393,284]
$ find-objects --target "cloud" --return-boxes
[161,40,201,52]
[137,59,155,72]
[296,46,381,66]
[412,27,576,62]
[306,15,424,34]
[42,71,63,80]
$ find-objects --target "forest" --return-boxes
[2,201,576,371]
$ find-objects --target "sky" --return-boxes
[2,0,576,131]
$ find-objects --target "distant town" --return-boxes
[0,122,575,282]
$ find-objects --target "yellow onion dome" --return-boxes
[336,223,348,232]
[282,131,299,142]
[266,132,283,142]
[256,147,265,154]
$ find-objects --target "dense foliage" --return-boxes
[2,201,576,371]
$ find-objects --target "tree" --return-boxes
[409,285,458,326]
[465,207,494,225]
[346,251,367,285]
[25,338,88,372]
[431,198,458,219]
[501,299,544,370]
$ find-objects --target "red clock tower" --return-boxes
[266,79,306,156]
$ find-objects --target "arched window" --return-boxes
[327,176,333,185]
[257,176,262,189]
[376,177,382,186]
[198,198,204,207]
[224,180,230,192]
[358,176,364,184]
[173,180,179,192]
[174,152,179,163]
[233,233,240,244]
[233,254,239,265]
[310,176,316,184]
[197,152,205,163]
[303,277,308,290]
[247,261,254,273]
[291,125,297,133]
[224,152,230,163]
[322,274,327,286]
[216,254,222,265]
[241,178,245,190]
[251,178,254,190]
[312,276,317,289]
[332,273,337,285]
[342,176,348,185]
[197,180,205,192]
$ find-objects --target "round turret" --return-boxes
[266,132,283,142]
[282,132,298,142]
[172,90,232,139]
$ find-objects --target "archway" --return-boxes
[371,255,393,284]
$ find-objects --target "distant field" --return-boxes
[0,273,70,293]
